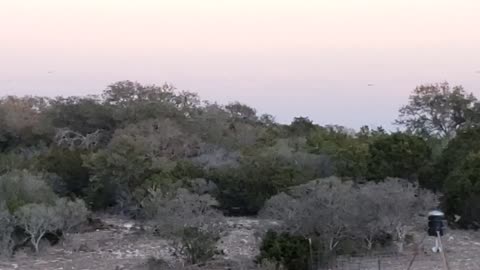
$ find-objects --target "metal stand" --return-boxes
[432,237,442,253]
[406,231,450,270]
[436,231,450,270]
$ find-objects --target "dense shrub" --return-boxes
[14,203,60,253]
[143,257,173,270]
[366,133,431,181]
[255,260,285,270]
[181,227,220,265]
[54,198,90,234]
[14,198,89,253]
[306,126,368,178]
[443,152,480,228]
[143,187,224,265]
[0,203,14,257]
[142,188,222,228]
[430,128,480,227]
[84,119,205,210]
[38,148,91,197]
[0,170,57,212]
[4,81,480,257]
[209,150,322,216]
[0,149,44,175]
[0,169,89,253]
[261,177,437,258]
[433,127,480,190]
[258,230,311,270]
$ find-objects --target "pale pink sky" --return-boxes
[1,0,480,128]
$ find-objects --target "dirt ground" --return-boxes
[0,225,173,270]
[1,217,480,270]
[0,216,275,270]
[337,229,480,270]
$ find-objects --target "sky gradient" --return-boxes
[1,0,480,129]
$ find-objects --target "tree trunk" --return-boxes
[31,237,39,253]
[395,225,407,253]
[396,241,404,253]
[365,238,373,251]
[31,232,45,253]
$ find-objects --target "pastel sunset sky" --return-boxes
[1,0,480,128]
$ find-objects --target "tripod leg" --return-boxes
[436,231,450,270]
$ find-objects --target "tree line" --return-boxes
[1,81,480,268]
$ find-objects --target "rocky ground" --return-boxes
[0,216,279,270]
[337,229,480,270]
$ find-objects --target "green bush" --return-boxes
[14,198,89,253]
[143,257,172,270]
[261,177,437,256]
[434,127,480,187]
[181,227,219,265]
[0,203,14,257]
[143,187,223,265]
[209,156,302,216]
[256,260,285,270]
[14,203,60,253]
[38,148,91,197]
[0,170,57,212]
[258,230,311,270]
[0,150,42,174]
[0,169,89,255]
[367,133,431,181]
[54,198,90,234]
[443,152,480,228]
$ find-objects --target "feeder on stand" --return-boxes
[428,210,450,270]
[428,210,446,252]
[407,210,450,270]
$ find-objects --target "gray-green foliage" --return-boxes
[261,177,437,254]
[14,198,90,253]
[264,138,333,178]
[353,179,437,252]
[5,80,474,243]
[0,96,52,148]
[0,203,14,257]
[143,188,223,234]
[14,203,60,253]
[396,82,479,139]
[180,227,220,265]
[54,198,89,234]
[85,119,203,209]
[143,188,224,264]
[0,170,89,253]
[0,170,57,212]
[0,149,42,174]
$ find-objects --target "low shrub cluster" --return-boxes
[258,177,437,269]
[0,170,89,255]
